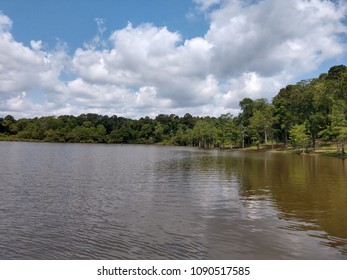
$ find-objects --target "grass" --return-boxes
[227,141,346,158]
[270,142,345,158]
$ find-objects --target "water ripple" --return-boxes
[0,143,346,259]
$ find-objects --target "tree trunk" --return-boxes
[342,141,345,156]
[312,130,316,151]
[264,130,268,145]
[337,141,341,156]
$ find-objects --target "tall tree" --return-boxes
[289,124,310,153]
[249,102,274,145]
[319,101,347,155]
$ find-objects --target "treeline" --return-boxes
[0,112,229,147]
[1,65,346,152]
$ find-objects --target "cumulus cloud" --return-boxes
[0,12,69,109]
[218,72,284,109]
[3,92,42,113]
[72,23,214,109]
[0,0,346,119]
[206,0,346,79]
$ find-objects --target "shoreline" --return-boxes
[1,137,346,158]
[229,145,347,158]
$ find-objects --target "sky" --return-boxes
[0,0,346,119]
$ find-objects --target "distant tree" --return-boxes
[326,65,347,80]
[1,65,346,150]
[217,113,235,148]
[319,101,347,155]
[273,84,303,145]
[95,124,107,143]
[181,113,195,129]
[193,119,218,148]
[289,124,310,153]
[0,117,4,133]
[2,115,16,134]
[249,103,274,146]
[153,123,164,143]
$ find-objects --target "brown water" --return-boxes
[0,142,346,259]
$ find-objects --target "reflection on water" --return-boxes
[215,150,347,257]
[0,142,346,259]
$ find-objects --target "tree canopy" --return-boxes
[1,65,346,152]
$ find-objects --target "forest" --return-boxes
[1,65,347,154]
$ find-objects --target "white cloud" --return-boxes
[72,23,214,109]
[0,11,68,101]
[219,72,286,109]
[0,91,44,117]
[30,40,43,51]
[0,0,346,119]
[135,86,172,109]
[0,34,43,93]
[193,0,226,11]
[205,0,346,78]
[0,12,12,30]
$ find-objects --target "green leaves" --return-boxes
[1,65,346,149]
[289,124,309,151]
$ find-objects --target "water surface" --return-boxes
[0,142,346,259]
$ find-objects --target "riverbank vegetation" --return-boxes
[1,65,347,156]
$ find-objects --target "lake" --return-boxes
[0,141,346,259]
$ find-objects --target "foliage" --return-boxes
[1,65,346,151]
[289,124,310,152]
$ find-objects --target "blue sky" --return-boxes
[0,0,209,51]
[0,0,346,118]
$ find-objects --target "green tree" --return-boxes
[2,115,16,134]
[0,117,4,134]
[95,124,107,143]
[273,84,304,145]
[181,113,196,129]
[249,104,274,146]
[44,129,59,142]
[153,123,164,143]
[289,124,310,153]
[193,119,218,148]
[319,101,347,155]
[217,113,234,148]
